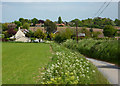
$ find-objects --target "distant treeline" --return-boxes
[1,17,120,30]
[70,17,120,29]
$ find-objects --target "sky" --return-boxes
[1,2,118,23]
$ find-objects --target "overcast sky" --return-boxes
[2,2,118,23]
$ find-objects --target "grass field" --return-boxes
[2,43,52,84]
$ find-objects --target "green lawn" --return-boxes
[2,43,52,84]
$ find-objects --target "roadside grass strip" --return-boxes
[40,43,109,84]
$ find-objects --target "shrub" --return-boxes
[54,28,74,43]
[63,39,118,65]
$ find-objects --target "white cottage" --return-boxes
[10,27,31,42]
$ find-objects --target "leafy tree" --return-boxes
[80,27,91,37]
[4,28,16,38]
[34,29,46,39]
[58,16,62,24]
[103,25,117,37]
[114,19,120,26]
[44,19,57,34]
[19,18,24,22]
[23,23,30,29]
[0,23,2,34]
[25,19,29,23]
[14,21,22,28]
[50,33,56,40]
[28,20,32,24]
[25,30,34,38]
[8,23,17,29]
[31,18,38,26]
[2,23,8,31]
[38,20,44,24]
[71,19,83,27]
[19,18,25,25]
[54,28,74,43]
[92,31,101,38]
[89,28,93,33]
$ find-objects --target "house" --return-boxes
[35,23,44,27]
[10,27,31,42]
[56,24,65,27]
[21,29,29,34]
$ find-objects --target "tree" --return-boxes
[19,18,25,25]
[34,29,46,39]
[25,19,29,23]
[25,30,34,38]
[58,16,62,24]
[31,18,38,26]
[44,19,57,34]
[14,21,22,28]
[23,23,30,29]
[114,19,120,26]
[71,19,83,27]
[19,18,24,22]
[2,23,8,31]
[92,31,101,38]
[8,23,17,29]
[0,23,2,34]
[80,27,91,37]
[103,25,117,37]
[4,28,17,38]
[89,28,93,33]
[54,28,74,43]
[50,33,56,40]
[38,20,44,24]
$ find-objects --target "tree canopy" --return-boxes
[103,25,117,37]
[23,23,30,29]
[14,21,22,28]
[58,16,62,24]
[34,29,46,39]
[31,18,39,26]
[44,19,57,34]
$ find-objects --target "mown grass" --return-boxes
[2,43,52,84]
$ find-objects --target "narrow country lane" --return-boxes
[86,58,120,85]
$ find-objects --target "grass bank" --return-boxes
[40,43,109,84]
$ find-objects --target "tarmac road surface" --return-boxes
[86,58,120,85]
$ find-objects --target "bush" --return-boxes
[103,25,117,37]
[63,39,118,65]
[54,28,74,43]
